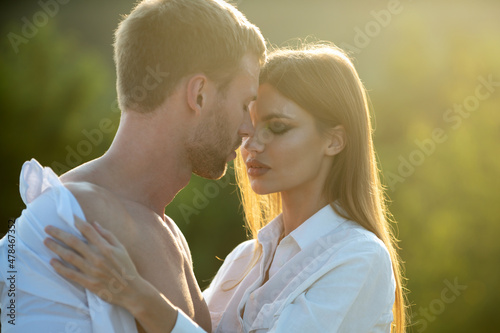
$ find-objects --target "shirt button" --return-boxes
[250,294,255,300]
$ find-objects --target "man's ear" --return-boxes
[186,75,208,115]
[325,125,346,156]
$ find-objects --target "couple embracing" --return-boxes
[0,0,406,332]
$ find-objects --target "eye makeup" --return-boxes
[266,120,291,135]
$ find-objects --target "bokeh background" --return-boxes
[1,0,499,332]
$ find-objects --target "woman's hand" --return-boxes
[44,217,181,333]
[44,217,147,311]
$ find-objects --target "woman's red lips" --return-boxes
[246,159,271,177]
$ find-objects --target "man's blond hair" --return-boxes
[114,0,266,113]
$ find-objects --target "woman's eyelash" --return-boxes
[267,121,290,134]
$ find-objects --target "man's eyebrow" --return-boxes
[261,113,293,121]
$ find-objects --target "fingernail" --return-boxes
[45,226,54,233]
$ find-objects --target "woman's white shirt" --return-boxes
[200,204,396,333]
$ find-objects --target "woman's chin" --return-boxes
[250,182,274,195]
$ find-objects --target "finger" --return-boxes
[75,216,118,261]
[45,225,93,260]
[74,216,106,247]
[92,221,121,248]
[74,217,115,258]
[44,238,88,272]
[50,258,103,295]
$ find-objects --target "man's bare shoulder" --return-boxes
[62,182,135,232]
[165,215,193,266]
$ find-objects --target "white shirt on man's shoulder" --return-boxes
[0,159,138,332]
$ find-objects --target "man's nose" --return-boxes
[238,110,254,138]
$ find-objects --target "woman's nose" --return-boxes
[242,126,272,154]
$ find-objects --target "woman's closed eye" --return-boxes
[267,120,291,135]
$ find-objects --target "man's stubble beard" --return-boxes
[186,106,237,180]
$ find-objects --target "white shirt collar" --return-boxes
[257,203,348,251]
[289,204,347,250]
[256,213,284,245]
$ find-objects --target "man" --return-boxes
[0,0,265,331]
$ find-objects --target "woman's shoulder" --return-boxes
[328,219,392,266]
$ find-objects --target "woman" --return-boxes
[45,43,406,332]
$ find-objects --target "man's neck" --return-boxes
[62,108,192,218]
[92,150,191,218]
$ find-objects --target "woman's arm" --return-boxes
[44,217,198,333]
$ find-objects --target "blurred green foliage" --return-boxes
[0,22,119,227]
[1,1,499,332]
